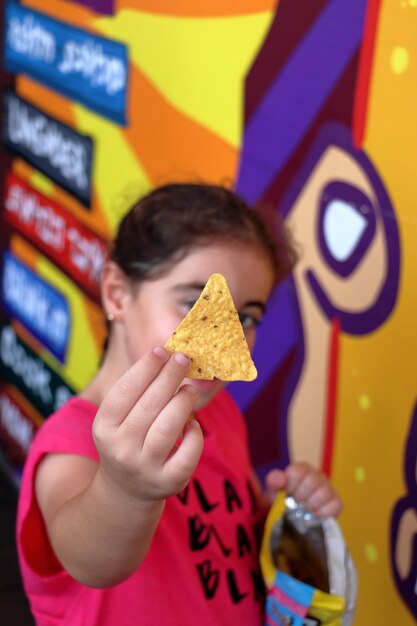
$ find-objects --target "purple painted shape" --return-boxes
[64,0,116,14]
[294,123,400,335]
[231,122,400,476]
[391,401,417,618]
[229,278,298,411]
[318,180,377,278]
[234,119,399,409]
[236,0,367,203]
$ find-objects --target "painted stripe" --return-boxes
[71,0,115,14]
[352,0,381,148]
[236,0,368,203]
[321,316,340,475]
[120,0,276,16]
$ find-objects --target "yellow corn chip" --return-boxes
[165,273,257,381]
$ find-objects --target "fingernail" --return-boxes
[152,346,168,359]
[182,383,198,396]
[184,417,201,434]
[174,352,190,368]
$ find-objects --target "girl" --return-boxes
[17,183,342,625]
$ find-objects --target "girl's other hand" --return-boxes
[264,462,342,518]
[93,347,204,506]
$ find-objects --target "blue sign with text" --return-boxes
[1,253,71,362]
[4,2,129,124]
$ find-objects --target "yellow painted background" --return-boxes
[333,2,417,623]
[2,1,417,624]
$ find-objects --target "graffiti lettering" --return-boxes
[225,479,243,512]
[7,13,55,62]
[197,560,260,604]
[6,182,66,251]
[59,40,126,96]
[178,477,257,514]
[66,227,106,282]
[5,174,107,293]
[188,515,233,557]
[7,97,89,191]
[0,326,52,405]
[179,476,263,606]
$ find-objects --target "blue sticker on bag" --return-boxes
[4,1,129,124]
[265,572,315,626]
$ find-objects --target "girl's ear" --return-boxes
[101,261,131,321]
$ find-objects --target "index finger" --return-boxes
[97,347,185,427]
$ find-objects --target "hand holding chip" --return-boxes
[92,347,204,504]
[92,273,256,509]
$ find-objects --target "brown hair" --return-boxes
[111,183,296,285]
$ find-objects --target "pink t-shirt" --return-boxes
[17,390,266,625]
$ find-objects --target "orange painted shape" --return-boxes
[13,160,36,182]
[21,0,94,28]
[352,0,381,149]
[5,384,45,428]
[9,233,39,270]
[50,186,110,240]
[119,0,277,17]
[17,76,77,128]
[11,320,45,357]
[125,66,238,186]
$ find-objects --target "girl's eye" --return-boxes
[238,313,261,329]
[183,300,197,312]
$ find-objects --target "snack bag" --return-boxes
[261,492,357,626]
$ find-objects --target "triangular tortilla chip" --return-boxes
[165,273,257,381]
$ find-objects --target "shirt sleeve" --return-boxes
[17,399,99,580]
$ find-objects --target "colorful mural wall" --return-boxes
[0,1,416,624]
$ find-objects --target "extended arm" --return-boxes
[36,348,203,587]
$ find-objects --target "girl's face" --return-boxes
[114,243,275,409]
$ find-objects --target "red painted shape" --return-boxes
[352,0,382,148]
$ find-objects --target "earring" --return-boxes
[107,312,115,322]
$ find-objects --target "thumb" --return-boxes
[264,468,288,502]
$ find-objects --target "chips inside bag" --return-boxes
[261,492,357,626]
